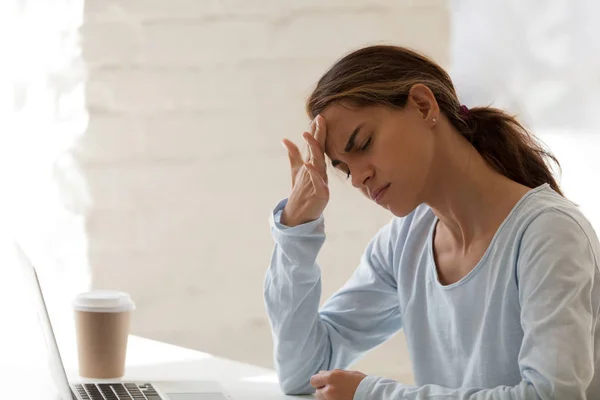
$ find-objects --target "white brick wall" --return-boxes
[78,0,449,382]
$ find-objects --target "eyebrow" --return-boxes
[331,124,363,167]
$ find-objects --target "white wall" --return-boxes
[449,0,600,131]
[78,0,450,383]
[448,0,600,233]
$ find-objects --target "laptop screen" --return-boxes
[14,242,74,400]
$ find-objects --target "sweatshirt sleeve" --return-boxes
[264,199,403,395]
[353,208,598,400]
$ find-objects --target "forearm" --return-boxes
[264,240,332,395]
[355,377,561,400]
[264,201,404,394]
[264,202,333,394]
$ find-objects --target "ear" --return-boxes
[407,83,439,123]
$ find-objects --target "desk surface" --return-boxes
[1,333,306,399]
[0,257,307,399]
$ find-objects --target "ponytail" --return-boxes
[453,107,563,196]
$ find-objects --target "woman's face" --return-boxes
[321,102,436,217]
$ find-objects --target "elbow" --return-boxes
[277,374,315,396]
[524,375,589,400]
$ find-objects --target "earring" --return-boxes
[432,117,437,123]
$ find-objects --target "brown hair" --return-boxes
[306,45,563,196]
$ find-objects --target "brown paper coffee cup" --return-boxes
[73,290,135,379]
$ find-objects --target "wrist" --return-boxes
[280,208,303,227]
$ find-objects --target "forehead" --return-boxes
[321,103,372,158]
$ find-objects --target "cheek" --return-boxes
[386,136,432,181]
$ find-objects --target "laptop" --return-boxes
[13,242,232,400]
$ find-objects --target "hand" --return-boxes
[310,369,367,400]
[280,115,329,227]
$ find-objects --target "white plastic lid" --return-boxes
[72,290,135,313]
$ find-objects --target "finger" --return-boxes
[303,132,327,180]
[282,139,302,168]
[305,118,318,162]
[305,134,313,163]
[305,162,328,196]
[315,388,327,400]
[310,372,328,389]
[310,116,318,137]
[313,115,327,152]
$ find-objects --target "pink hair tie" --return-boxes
[460,105,470,119]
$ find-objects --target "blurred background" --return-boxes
[1,0,598,386]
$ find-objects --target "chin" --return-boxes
[385,200,419,218]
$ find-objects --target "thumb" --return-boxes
[282,139,303,186]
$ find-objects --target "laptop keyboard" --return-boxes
[73,382,163,400]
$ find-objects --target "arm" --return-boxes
[264,199,403,395]
[353,209,597,399]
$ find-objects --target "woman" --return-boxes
[263,45,600,399]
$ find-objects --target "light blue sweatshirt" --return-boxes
[264,184,600,399]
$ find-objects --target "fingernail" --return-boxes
[281,140,287,150]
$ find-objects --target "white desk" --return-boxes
[0,250,308,399]
[2,334,307,399]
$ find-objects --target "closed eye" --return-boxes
[341,137,371,179]
[360,137,372,151]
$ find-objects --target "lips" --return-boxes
[371,184,390,204]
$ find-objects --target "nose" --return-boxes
[350,162,373,189]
